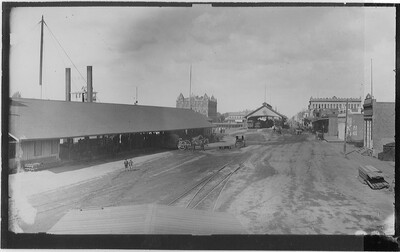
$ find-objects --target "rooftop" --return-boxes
[9,98,213,141]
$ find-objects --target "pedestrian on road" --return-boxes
[129,159,133,170]
[124,159,128,171]
[200,141,205,151]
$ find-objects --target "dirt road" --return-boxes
[19,128,394,234]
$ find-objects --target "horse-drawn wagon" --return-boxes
[235,135,246,148]
[177,135,209,151]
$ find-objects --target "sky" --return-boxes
[8,5,396,118]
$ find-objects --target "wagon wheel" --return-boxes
[178,141,187,150]
[184,140,192,150]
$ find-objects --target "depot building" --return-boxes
[8,98,213,172]
[246,102,287,128]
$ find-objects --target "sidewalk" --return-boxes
[9,151,173,198]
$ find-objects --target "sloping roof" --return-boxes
[245,103,287,119]
[9,98,213,141]
[48,204,246,234]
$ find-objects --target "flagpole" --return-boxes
[189,64,192,110]
[39,15,44,99]
[370,58,373,98]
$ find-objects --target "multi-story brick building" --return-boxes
[308,96,362,116]
[363,94,395,157]
[176,93,217,122]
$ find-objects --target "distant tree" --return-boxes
[217,112,229,122]
[11,91,22,98]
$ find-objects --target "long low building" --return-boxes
[8,98,213,171]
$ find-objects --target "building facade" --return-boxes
[363,94,395,157]
[176,93,217,122]
[337,113,364,142]
[225,111,251,124]
[309,96,362,116]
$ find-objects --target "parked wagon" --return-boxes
[235,135,246,148]
[177,139,192,150]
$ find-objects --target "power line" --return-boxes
[43,21,87,88]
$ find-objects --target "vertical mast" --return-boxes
[136,86,138,104]
[39,15,44,99]
[189,64,192,110]
[269,84,272,105]
[264,84,266,103]
[370,58,373,98]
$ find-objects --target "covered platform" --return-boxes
[9,98,213,171]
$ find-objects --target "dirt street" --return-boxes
[18,129,394,234]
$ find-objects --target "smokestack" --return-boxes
[65,68,71,101]
[87,66,93,102]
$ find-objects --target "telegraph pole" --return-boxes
[371,58,373,98]
[264,84,266,103]
[343,98,349,155]
[135,86,138,105]
[189,64,192,110]
[39,15,44,99]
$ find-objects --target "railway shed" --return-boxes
[246,102,287,129]
[8,98,213,171]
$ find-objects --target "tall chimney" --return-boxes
[87,66,93,102]
[65,68,71,101]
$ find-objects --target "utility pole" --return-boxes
[344,98,349,155]
[270,84,272,105]
[371,58,373,98]
[39,15,44,99]
[264,84,266,103]
[189,64,192,110]
[135,86,138,105]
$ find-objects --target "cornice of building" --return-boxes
[309,96,362,102]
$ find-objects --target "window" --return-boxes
[51,140,58,154]
[34,141,42,156]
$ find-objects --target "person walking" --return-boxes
[129,159,133,170]
[124,159,128,171]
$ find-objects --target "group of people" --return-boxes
[124,159,135,171]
